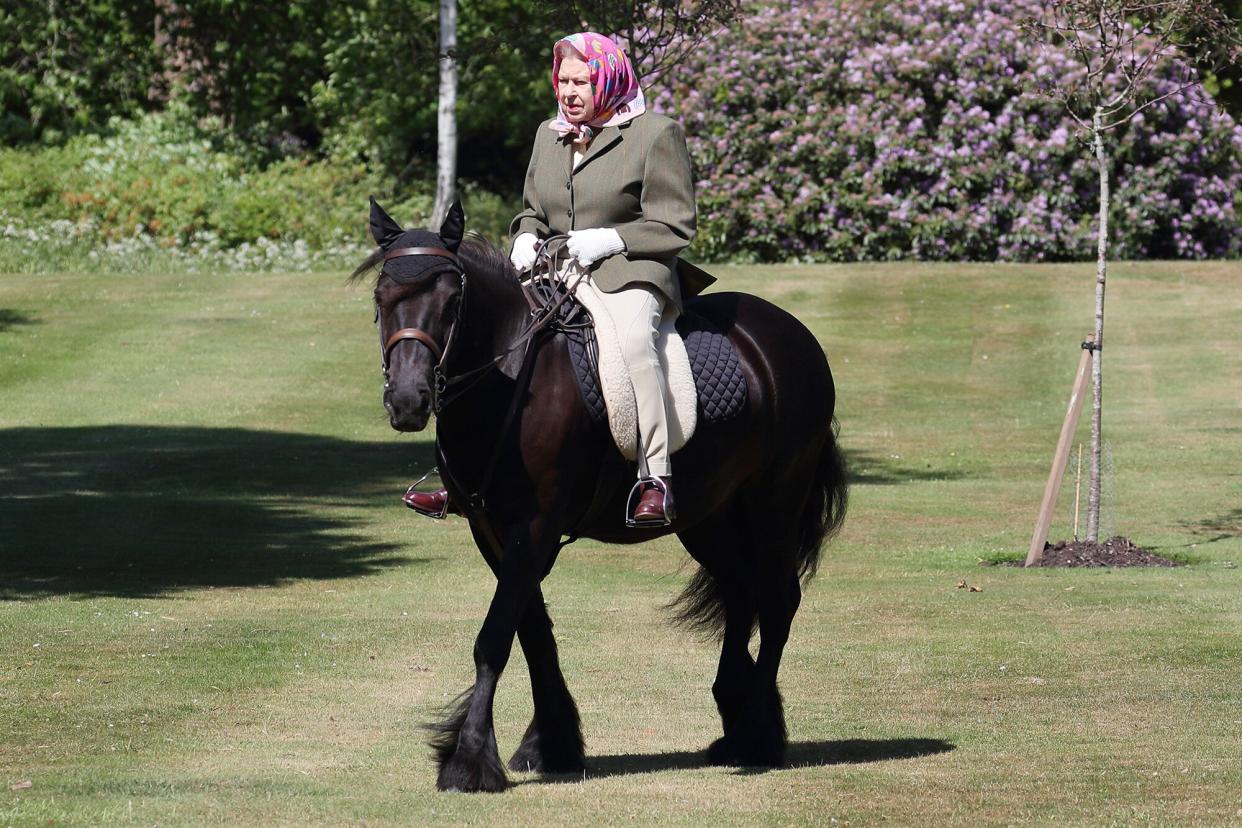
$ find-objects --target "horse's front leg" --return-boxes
[429,525,546,793]
[507,589,585,774]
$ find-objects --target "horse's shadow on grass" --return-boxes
[1178,508,1242,546]
[845,450,969,486]
[525,738,955,784]
[0,308,39,333]
[0,425,436,600]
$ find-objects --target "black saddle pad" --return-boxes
[563,307,748,428]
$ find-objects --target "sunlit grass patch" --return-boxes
[1,261,1240,825]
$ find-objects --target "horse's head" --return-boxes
[364,197,466,432]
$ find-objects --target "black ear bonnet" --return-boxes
[382,228,462,284]
[369,197,465,284]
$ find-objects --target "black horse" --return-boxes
[355,200,847,793]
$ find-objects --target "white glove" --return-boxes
[567,228,626,267]
[510,233,538,272]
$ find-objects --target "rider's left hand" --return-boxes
[567,228,626,267]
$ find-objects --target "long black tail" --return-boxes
[794,417,849,584]
[669,419,848,637]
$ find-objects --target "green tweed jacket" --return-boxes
[509,112,697,311]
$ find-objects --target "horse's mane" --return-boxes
[348,233,514,286]
[459,234,517,284]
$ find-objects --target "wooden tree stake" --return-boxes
[1026,335,1094,566]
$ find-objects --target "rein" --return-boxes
[375,235,588,511]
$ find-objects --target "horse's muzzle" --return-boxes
[385,387,432,432]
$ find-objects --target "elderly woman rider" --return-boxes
[406,31,697,526]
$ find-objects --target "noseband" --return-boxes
[376,245,466,409]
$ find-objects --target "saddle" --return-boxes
[527,276,748,460]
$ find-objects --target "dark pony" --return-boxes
[355,200,847,792]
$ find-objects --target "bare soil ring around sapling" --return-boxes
[1012,536,1181,567]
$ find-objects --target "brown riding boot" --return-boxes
[631,476,674,526]
[403,487,452,519]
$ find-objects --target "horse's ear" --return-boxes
[439,200,464,252]
[369,196,405,250]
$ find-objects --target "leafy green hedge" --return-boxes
[0,2,161,145]
[0,104,516,269]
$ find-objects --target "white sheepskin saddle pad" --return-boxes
[571,281,698,462]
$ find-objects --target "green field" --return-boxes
[2,260,1240,826]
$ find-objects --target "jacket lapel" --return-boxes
[574,125,624,174]
[560,132,573,181]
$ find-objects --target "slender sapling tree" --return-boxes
[1023,0,1240,542]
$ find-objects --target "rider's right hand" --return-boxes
[510,233,538,272]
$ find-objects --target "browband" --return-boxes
[384,245,461,266]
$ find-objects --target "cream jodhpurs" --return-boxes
[576,275,676,478]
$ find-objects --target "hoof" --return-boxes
[706,734,786,768]
[706,735,744,766]
[508,730,586,774]
[507,737,542,773]
[437,749,508,793]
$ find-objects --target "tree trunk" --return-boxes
[1086,107,1109,542]
[432,0,458,226]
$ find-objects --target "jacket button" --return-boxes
[567,209,573,218]
[566,179,571,190]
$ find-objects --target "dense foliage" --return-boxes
[1202,0,1242,119]
[659,0,1242,262]
[308,0,555,188]
[5,0,1242,265]
[0,103,516,271]
[0,1,162,145]
[154,1,342,151]
[1,0,561,189]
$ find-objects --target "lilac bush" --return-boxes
[653,0,1242,262]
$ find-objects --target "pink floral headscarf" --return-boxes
[549,32,646,141]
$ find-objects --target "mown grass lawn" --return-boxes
[2,260,1240,826]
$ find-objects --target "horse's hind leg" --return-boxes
[676,516,759,765]
[707,588,759,765]
[507,589,585,774]
[690,504,803,767]
[742,568,800,765]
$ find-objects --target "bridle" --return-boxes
[376,235,588,511]
[376,245,467,412]
[378,245,464,367]
[375,236,581,414]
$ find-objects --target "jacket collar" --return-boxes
[564,122,628,175]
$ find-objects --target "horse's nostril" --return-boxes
[386,387,432,422]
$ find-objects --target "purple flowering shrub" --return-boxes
[653,0,1242,262]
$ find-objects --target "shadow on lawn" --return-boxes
[1180,508,1242,545]
[846,450,969,486]
[0,308,39,333]
[528,738,955,784]
[0,425,436,600]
